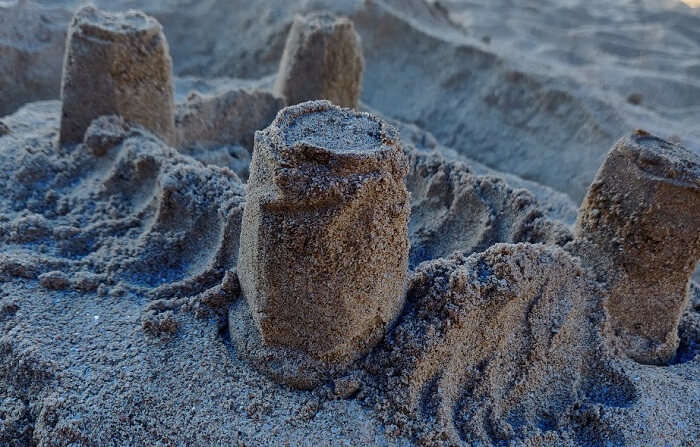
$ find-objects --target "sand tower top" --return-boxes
[265,100,398,158]
[72,6,161,40]
[296,11,354,30]
[282,103,384,154]
[625,131,700,189]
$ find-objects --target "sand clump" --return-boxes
[573,131,700,365]
[1,102,245,309]
[82,115,129,156]
[59,6,176,146]
[174,87,286,180]
[234,101,409,387]
[275,12,364,109]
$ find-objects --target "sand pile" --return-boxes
[1,106,697,445]
[0,100,632,445]
[364,243,630,445]
[174,87,285,180]
[1,2,699,446]
[0,104,245,304]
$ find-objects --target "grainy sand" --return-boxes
[1,1,699,446]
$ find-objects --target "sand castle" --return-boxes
[575,131,700,364]
[234,100,409,385]
[3,3,699,444]
[59,6,175,146]
[274,12,364,109]
[50,4,697,382]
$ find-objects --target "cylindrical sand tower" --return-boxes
[274,12,364,109]
[575,131,700,364]
[59,6,175,146]
[234,100,409,386]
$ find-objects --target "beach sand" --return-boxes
[1,1,698,445]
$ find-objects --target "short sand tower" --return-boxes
[232,100,409,388]
[575,131,700,364]
[59,6,175,146]
[274,12,364,109]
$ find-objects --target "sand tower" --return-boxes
[59,6,175,146]
[274,12,364,109]
[233,100,409,387]
[575,131,700,364]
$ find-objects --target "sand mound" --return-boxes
[1,102,699,446]
[0,101,245,312]
[364,243,637,445]
[405,150,572,269]
[175,87,284,153]
[173,85,285,181]
[0,98,656,445]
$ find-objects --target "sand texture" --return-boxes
[574,132,700,365]
[3,0,700,201]
[59,6,176,146]
[236,101,410,386]
[1,1,699,446]
[274,12,364,109]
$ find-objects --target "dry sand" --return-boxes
[1,1,699,446]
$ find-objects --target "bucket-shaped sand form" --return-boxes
[274,12,364,109]
[234,100,409,386]
[59,6,175,146]
[575,131,700,364]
